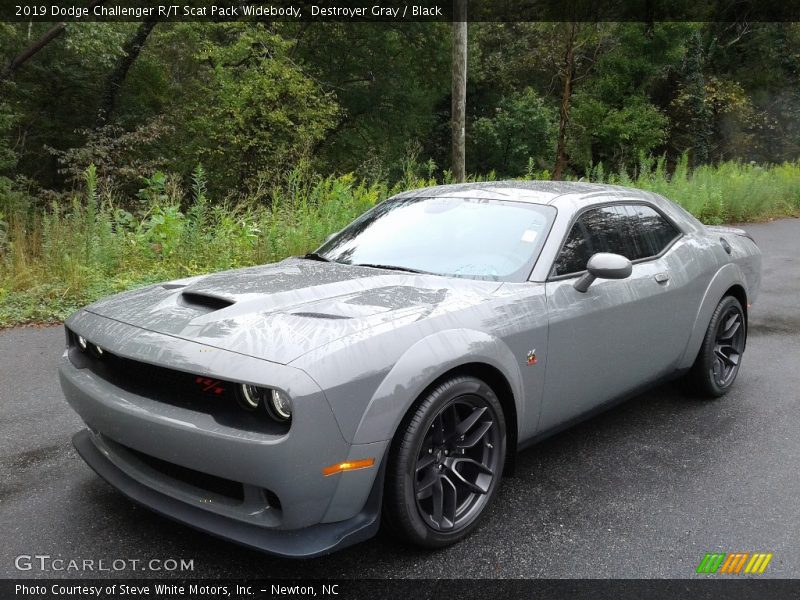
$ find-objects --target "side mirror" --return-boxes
[573,252,632,293]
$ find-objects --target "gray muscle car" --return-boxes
[59,181,761,557]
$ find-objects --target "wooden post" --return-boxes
[451,0,467,182]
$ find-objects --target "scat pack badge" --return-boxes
[526,349,538,366]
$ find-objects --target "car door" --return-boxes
[537,202,690,431]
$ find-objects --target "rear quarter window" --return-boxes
[627,204,680,257]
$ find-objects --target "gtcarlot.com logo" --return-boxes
[696,552,773,575]
[14,555,194,572]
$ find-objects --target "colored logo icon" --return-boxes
[696,552,773,574]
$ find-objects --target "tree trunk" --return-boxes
[96,19,158,127]
[1,24,66,81]
[1,1,109,82]
[451,0,467,182]
[553,25,576,180]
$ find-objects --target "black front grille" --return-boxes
[66,330,288,435]
[124,444,245,502]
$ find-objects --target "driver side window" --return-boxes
[551,206,624,277]
[551,218,594,277]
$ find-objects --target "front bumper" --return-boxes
[72,429,383,558]
[60,312,388,557]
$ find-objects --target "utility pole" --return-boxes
[451,0,467,182]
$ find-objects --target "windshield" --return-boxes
[315,196,556,281]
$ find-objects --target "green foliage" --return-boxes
[587,154,800,224]
[187,25,339,193]
[293,23,450,178]
[0,23,134,188]
[570,95,668,172]
[0,100,17,173]
[3,21,799,190]
[470,88,556,176]
[1,161,798,328]
[1,20,800,327]
[0,164,412,326]
[62,23,130,69]
[50,119,172,190]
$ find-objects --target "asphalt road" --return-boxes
[1,218,799,579]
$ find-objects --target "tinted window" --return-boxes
[316,197,556,282]
[551,203,680,277]
[551,206,624,276]
[587,205,638,259]
[551,218,594,276]
[627,204,680,257]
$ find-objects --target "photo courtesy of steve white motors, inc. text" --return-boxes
[14,3,445,19]
[14,583,339,597]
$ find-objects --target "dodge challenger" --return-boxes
[59,181,761,557]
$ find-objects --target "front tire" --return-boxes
[383,375,506,548]
[687,295,747,397]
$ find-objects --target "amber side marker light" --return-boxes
[322,458,375,476]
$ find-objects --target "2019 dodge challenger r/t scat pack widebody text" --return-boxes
[59,181,761,557]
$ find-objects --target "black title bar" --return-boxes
[4,0,800,22]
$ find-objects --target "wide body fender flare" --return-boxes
[677,262,749,371]
[350,328,525,446]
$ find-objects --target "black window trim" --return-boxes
[546,200,684,282]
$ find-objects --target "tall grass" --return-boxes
[0,159,798,327]
[588,155,800,224]
[0,167,435,326]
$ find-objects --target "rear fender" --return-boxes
[677,263,748,370]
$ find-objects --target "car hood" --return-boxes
[85,258,500,364]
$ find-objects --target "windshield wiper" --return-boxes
[352,263,432,275]
[302,252,330,262]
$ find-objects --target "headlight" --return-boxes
[237,384,268,410]
[237,385,292,422]
[268,389,292,422]
[75,332,104,359]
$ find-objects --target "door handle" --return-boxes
[654,273,670,284]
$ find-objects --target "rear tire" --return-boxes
[383,375,506,549]
[687,295,747,397]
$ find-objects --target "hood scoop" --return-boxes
[178,291,235,312]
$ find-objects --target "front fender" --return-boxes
[350,328,525,445]
[677,263,749,370]
[305,327,525,524]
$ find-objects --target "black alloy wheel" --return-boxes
[384,376,506,548]
[688,295,747,397]
[414,396,501,531]
[710,303,746,388]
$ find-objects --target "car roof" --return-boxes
[392,180,648,206]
